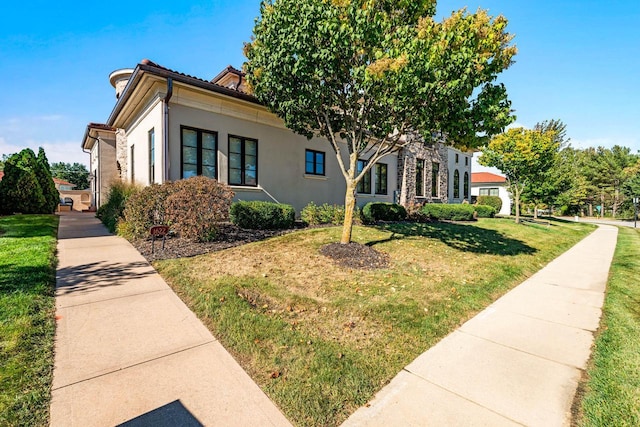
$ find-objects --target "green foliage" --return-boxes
[50,162,90,190]
[420,203,475,221]
[245,0,516,242]
[96,182,139,233]
[0,148,57,215]
[230,200,295,230]
[360,202,407,224]
[474,205,496,218]
[301,202,345,226]
[476,195,502,213]
[0,215,58,425]
[165,177,234,241]
[120,182,178,239]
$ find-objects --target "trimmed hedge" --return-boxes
[230,200,295,230]
[96,182,139,232]
[361,202,407,224]
[474,204,496,218]
[420,203,475,221]
[476,195,502,213]
[301,202,345,225]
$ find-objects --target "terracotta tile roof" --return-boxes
[471,172,506,183]
[53,177,75,187]
[0,170,3,180]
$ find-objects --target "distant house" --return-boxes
[53,178,76,191]
[82,59,472,212]
[471,172,511,215]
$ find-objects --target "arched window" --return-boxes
[453,170,460,199]
[464,171,469,199]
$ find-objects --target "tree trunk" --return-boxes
[341,179,357,244]
[514,187,521,224]
[533,203,538,219]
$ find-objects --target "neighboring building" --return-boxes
[82,59,471,213]
[53,178,75,191]
[470,172,511,215]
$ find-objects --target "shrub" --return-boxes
[405,201,430,223]
[165,176,234,241]
[360,202,407,224]
[301,202,345,225]
[119,182,178,239]
[420,203,475,221]
[474,204,496,218]
[96,181,139,232]
[230,200,295,230]
[476,195,502,213]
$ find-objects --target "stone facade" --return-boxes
[115,129,128,180]
[397,141,449,206]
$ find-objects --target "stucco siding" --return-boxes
[125,99,163,185]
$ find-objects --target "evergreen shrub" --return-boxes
[300,202,345,225]
[360,202,407,224]
[420,203,475,221]
[230,200,295,230]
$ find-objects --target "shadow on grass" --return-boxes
[374,221,537,256]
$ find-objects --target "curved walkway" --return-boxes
[343,224,618,427]
[50,212,291,426]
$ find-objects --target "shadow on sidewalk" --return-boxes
[56,260,155,296]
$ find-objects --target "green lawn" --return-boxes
[155,218,594,426]
[576,226,640,426]
[0,215,58,426]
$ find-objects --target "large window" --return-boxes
[149,128,155,184]
[480,188,500,196]
[356,159,371,194]
[453,169,460,199]
[431,162,439,197]
[375,163,388,195]
[416,159,425,197]
[229,135,258,186]
[305,149,325,175]
[464,171,469,198]
[181,126,217,179]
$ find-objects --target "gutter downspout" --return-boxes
[85,134,100,208]
[163,78,173,182]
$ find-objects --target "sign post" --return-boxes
[150,225,170,253]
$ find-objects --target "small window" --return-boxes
[479,187,500,197]
[465,156,469,166]
[375,163,388,195]
[229,135,258,186]
[455,153,459,163]
[181,126,217,179]
[356,159,371,194]
[464,171,469,198]
[453,169,460,199]
[305,149,325,175]
[431,162,439,197]
[416,159,425,197]
[149,128,155,184]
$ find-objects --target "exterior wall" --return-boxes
[58,190,92,212]
[116,129,128,181]
[124,99,163,185]
[397,142,448,205]
[447,148,472,204]
[167,101,397,214]
[471,184,512,215]
[92,134,118,208]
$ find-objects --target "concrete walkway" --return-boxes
[344,224,618,427]
[50,212,291,426]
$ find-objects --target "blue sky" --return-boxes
[1,0,639,169]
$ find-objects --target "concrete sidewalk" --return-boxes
[343,224,618,427]
[50,212,291,426]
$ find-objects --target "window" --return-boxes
[416,159,425,197]
[130,145,135,182]
[453,169,460,199]
[305,149,325,175]
[465,156,469,166]
[480,188,500,197]
[431,162,439,197]
[455,153,459,163]
[356,159,371,194]
[375,163,388,195]
[229,135,258,186]
[149,128,155,184]
[464,171,469,198]
[181,126,217,179]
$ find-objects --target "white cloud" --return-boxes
[0,137,88,166]
[570,136,639,152]
[506,121,529,130]
[471,152,504,176]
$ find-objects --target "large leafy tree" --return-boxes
[479,127,559,223]
[244,0,516,243]
[51,162,90,190]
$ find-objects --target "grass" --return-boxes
[576,226,640,426]
[0,214,58,426]
[154,218,594,426]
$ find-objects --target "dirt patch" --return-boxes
[132,223,294,262]
[319,242,390,270]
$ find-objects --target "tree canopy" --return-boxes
[245,0,516,242]
[51,162,90,190]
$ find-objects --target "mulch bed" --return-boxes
[319,242,390,270]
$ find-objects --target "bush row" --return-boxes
[230,200,295,230]
[300,202,345,226]
[476,195,502,213]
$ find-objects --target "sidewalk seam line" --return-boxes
[51,340,217,392]
[55,287,170,309]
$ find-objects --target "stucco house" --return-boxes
[82,59,471,213]
[470,172,511,215]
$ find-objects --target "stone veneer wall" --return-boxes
[115,129,128,181]
[397,141,449,206]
